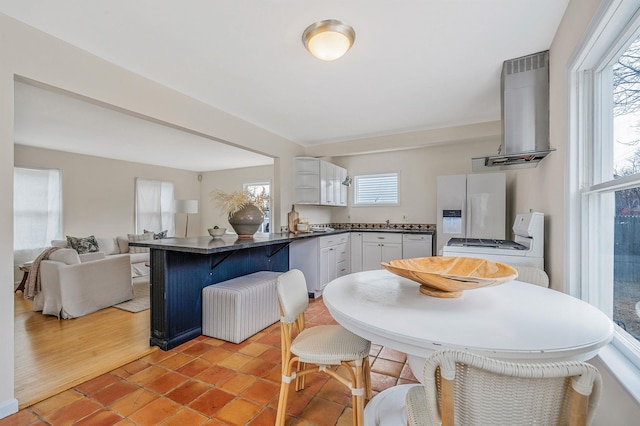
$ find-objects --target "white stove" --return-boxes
[442,212,544,269]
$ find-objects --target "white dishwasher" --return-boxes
[402,234,433,258]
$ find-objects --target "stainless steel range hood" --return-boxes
[473,50,554,172]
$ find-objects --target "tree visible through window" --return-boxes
[611,34,640,342]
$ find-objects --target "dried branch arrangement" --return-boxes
[210,189,268,216]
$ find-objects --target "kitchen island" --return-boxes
[131,227,435,350]
[131,233,296,350]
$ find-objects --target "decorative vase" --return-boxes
[228,204,264,238]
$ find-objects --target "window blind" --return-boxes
[354,173,399,205]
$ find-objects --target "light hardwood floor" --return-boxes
[14,291,156,409]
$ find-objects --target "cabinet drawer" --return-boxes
[319,234,349,249]
[336,243,348,263]
[336,260,349,277]
[362,232,402,244]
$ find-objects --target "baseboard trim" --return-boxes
[0,398,19,419]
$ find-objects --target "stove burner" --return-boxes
[446,238,527,250]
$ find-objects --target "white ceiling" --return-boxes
[13,82,274,172]
[2,1,569,171]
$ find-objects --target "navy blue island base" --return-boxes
[130,234,294,350]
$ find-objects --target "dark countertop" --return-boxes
[129,228,435,255]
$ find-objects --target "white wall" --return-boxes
[299,122,505,229]
[330,139,503,226]
[0,67,17,417]
[15,145,200,238]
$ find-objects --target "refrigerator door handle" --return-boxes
[466,196,472,236]
[463,193,468,238]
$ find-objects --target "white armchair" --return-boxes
[33,248,134,319]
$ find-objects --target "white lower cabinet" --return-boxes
[291,231,434,295]
[362,233,403,271]
[336,240,349,278]
[290,233,350,297]
[350,232,363,273]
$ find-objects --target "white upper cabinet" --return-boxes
[294,158,347,206]
[294,158,321,204]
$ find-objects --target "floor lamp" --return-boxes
[175,199,198,237]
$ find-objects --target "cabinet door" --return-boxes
[350,233,363,273]
[381,243,403,263]
[328,247,337,282]
[289,238,319,293]
[338,166,348,206]
[319,246,331,291]
[362,242,382,271]
[319,246,337,289]
[320,161,335,205]
[332,166,341,206]
[294,158,320,204]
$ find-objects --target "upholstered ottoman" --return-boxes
[202,271,282,343]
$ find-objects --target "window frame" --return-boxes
[13,166,63,283]
[243,181,271,233]
[569,0,640,401]
[352,172,400,207]
[134,177,176,236]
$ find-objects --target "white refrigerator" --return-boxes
[436,173,506,254]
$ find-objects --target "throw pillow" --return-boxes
[144,229,168,239]
[128,232,154,253]
[66,235,100,254]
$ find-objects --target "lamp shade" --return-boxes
[302,19,355,61]
[174,199,198,214]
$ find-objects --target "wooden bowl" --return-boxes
[381,256,518,298]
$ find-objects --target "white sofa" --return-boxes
[33,248,134,319]
[51,235,150,278]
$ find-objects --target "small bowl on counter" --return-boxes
[208,227,227,238]
[296,223,310,232]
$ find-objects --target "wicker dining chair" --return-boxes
[512,265,550,287]
[275,269,372,426]
[406,349,602,426]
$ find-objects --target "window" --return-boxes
[353,173,399,206]
[243,181,270,232]
[135,178,175,236]
[13,167,62,281]
[573,0,640,373]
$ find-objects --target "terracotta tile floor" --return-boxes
[2,299,418,426]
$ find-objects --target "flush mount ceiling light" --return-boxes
[302,19,355,61]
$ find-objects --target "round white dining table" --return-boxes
[322,270,614,426]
